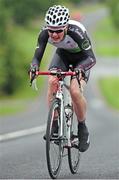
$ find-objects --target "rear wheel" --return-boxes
[46,99,63,179]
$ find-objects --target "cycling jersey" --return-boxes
[32,20,96,72]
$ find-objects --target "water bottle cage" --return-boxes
[65,112,73,118]
[65,105,73,127]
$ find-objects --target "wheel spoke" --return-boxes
[46,99,62,179]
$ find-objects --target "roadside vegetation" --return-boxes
[0,0,54,115]
[93,3,119,110]
[99,77,119,110]
[93,17,119,57]
[0,25,53,115]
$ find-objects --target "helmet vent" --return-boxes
[53,15,56,19]
[56,18,59,23]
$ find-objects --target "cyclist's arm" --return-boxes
[68,29,96,71]
[32,29,49,67]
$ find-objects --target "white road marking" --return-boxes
[0,124,46,142]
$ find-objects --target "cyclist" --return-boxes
[29,5,96,152]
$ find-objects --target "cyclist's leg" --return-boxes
[70,55,90,152]
[47,48,69,107]
[70,76,90,152]
[70,78,87,121]
[69,53,90,122]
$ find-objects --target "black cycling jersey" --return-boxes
[32,20,96,72]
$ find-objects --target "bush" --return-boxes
[0,41,26,95]
[1,0,56,25]
[0,1,27,96]
[107,0,119,30]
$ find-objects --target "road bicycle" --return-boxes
[31,69,81,179]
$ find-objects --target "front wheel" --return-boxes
[68,145,81,174]
[46,99,62,179]
[68,113,81,174]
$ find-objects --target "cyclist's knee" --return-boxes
[70,79,86,99]
[48,76,59,96]
[47,76,58,107]
[70,80,81,99]
[70,88,80,100]
[48,75,58,87]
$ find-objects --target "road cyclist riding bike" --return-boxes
[29,4,96,177]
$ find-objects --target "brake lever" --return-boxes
[75,70,81,88]
[30,73,36,86]
[29,72,38,91]
[31,79,38,91]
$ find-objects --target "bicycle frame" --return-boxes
[55,76,72,146]
[55,79,64,138]
[58,77,74,147]
[36,70,76,147]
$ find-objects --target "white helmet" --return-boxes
[45,5,70,28]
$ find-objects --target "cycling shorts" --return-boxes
[48,48,90,83]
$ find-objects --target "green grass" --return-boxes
[93,16,119,57]
[99,77,119,110]
[0,101,27,116]
[94,14,119,110]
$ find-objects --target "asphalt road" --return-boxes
[0,8,119,179]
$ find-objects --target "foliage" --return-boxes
[70,0,81,4]
[0,39,26,95]
[99,77,119,110]
[1,0,56,25]
[93,16,119,57]
[107,0,119,30]
[0,1,9,43]
[0,1,26,95]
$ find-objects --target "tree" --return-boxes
[0,1,8,43]
[0,1,26,95]
[1,0,56,25]
[107,0,119,30]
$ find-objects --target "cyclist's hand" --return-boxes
[29,64,39,85]
[74,68,85,81]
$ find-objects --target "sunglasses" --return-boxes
[48,29,64,33]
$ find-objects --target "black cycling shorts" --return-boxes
[48,48,90,83]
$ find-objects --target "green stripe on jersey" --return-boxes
[66,47,81,53]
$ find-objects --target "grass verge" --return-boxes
[94,10,119,111]
[0,100,27,116]
[93,16,119,57]
[99,77,119,110]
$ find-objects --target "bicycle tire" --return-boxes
[46,98,63,179]
[68,114,81,174]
